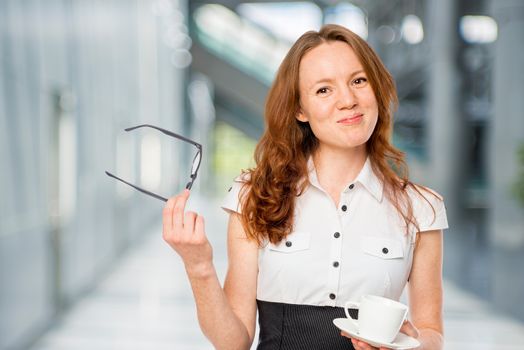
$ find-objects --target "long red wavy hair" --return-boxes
[240,24,433,245]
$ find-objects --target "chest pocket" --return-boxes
[269,231,311,253]
[362,236,404,259]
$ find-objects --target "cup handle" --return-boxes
[402,308,409,322]
[344,301,360,329]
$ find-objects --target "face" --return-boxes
[297,41,378,154]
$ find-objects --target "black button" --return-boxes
[382,247,389,254]
[341,205,347,212]
[334,232,340,238]
[349,184,355,190]
[329,293,336,300]
[333,261,339,267]
[286,241,292,247]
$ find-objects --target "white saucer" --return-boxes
[333,318,421,349]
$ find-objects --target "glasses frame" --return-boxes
[105,124,202,202]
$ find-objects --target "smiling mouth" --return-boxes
[337,114,363,124]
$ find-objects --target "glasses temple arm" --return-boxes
[124,124,201,149]
[105,171,168,202]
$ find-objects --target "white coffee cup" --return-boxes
[344,295,408,344]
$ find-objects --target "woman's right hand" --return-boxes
[162,189,213,277]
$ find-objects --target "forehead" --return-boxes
[299,41,364,85]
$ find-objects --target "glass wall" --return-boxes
[0,0,189,348]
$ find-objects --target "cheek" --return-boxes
[301,102,332,126]
[309,103,332,120]
[364,117,380,145]
[307,118,335,143]
[312,109,334,129]
[307,120,326,139]
[364,96,379,128]
[366,114,379,138]
[364,94,379,113]
[369,112,378,129]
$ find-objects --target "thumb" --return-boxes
[400,320,420,339]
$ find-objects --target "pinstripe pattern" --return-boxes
[256,300,358,350]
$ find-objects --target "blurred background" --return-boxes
[1,0,524,349]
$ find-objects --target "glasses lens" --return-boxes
[191,150,202,175]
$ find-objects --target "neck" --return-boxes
[312,145,367,204]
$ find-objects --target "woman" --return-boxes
[162,24,447,350]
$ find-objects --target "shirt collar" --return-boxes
[354,157,384,202]
[307,156,384,202]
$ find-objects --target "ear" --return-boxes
[296,108,308,123]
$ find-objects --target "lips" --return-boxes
[337,114,363,124]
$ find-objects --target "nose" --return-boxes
[335,86,357,110]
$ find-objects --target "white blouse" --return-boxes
[221,158,448,307]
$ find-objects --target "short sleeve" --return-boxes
[411,186,449,232]
[220,175,248,214]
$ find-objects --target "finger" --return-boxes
[355,340,375,350]
[400,320,420,339]
[353,340,366,350]
[352,339,362,350]
[173,189,190,231]
[194,215,206,241]
[183,211,197,236]
[362,342,375,350]
[162,198,176,235]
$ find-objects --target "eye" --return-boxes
[353,77,368,86]
[316,87,329,95]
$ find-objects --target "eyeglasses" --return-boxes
[105,124,202,202]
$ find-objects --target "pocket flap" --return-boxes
[269,232,311,253]
[362,236,404,259]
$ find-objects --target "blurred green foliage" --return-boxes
[212,122,256,194]
[513,142,524,207]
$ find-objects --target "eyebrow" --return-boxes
[309,69,366,88]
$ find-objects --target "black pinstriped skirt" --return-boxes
[256,300,358,350]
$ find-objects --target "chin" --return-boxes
[343,136,370,148]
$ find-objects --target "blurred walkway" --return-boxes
[30,197,524,350]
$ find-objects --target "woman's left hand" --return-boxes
[342,319,420,350]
